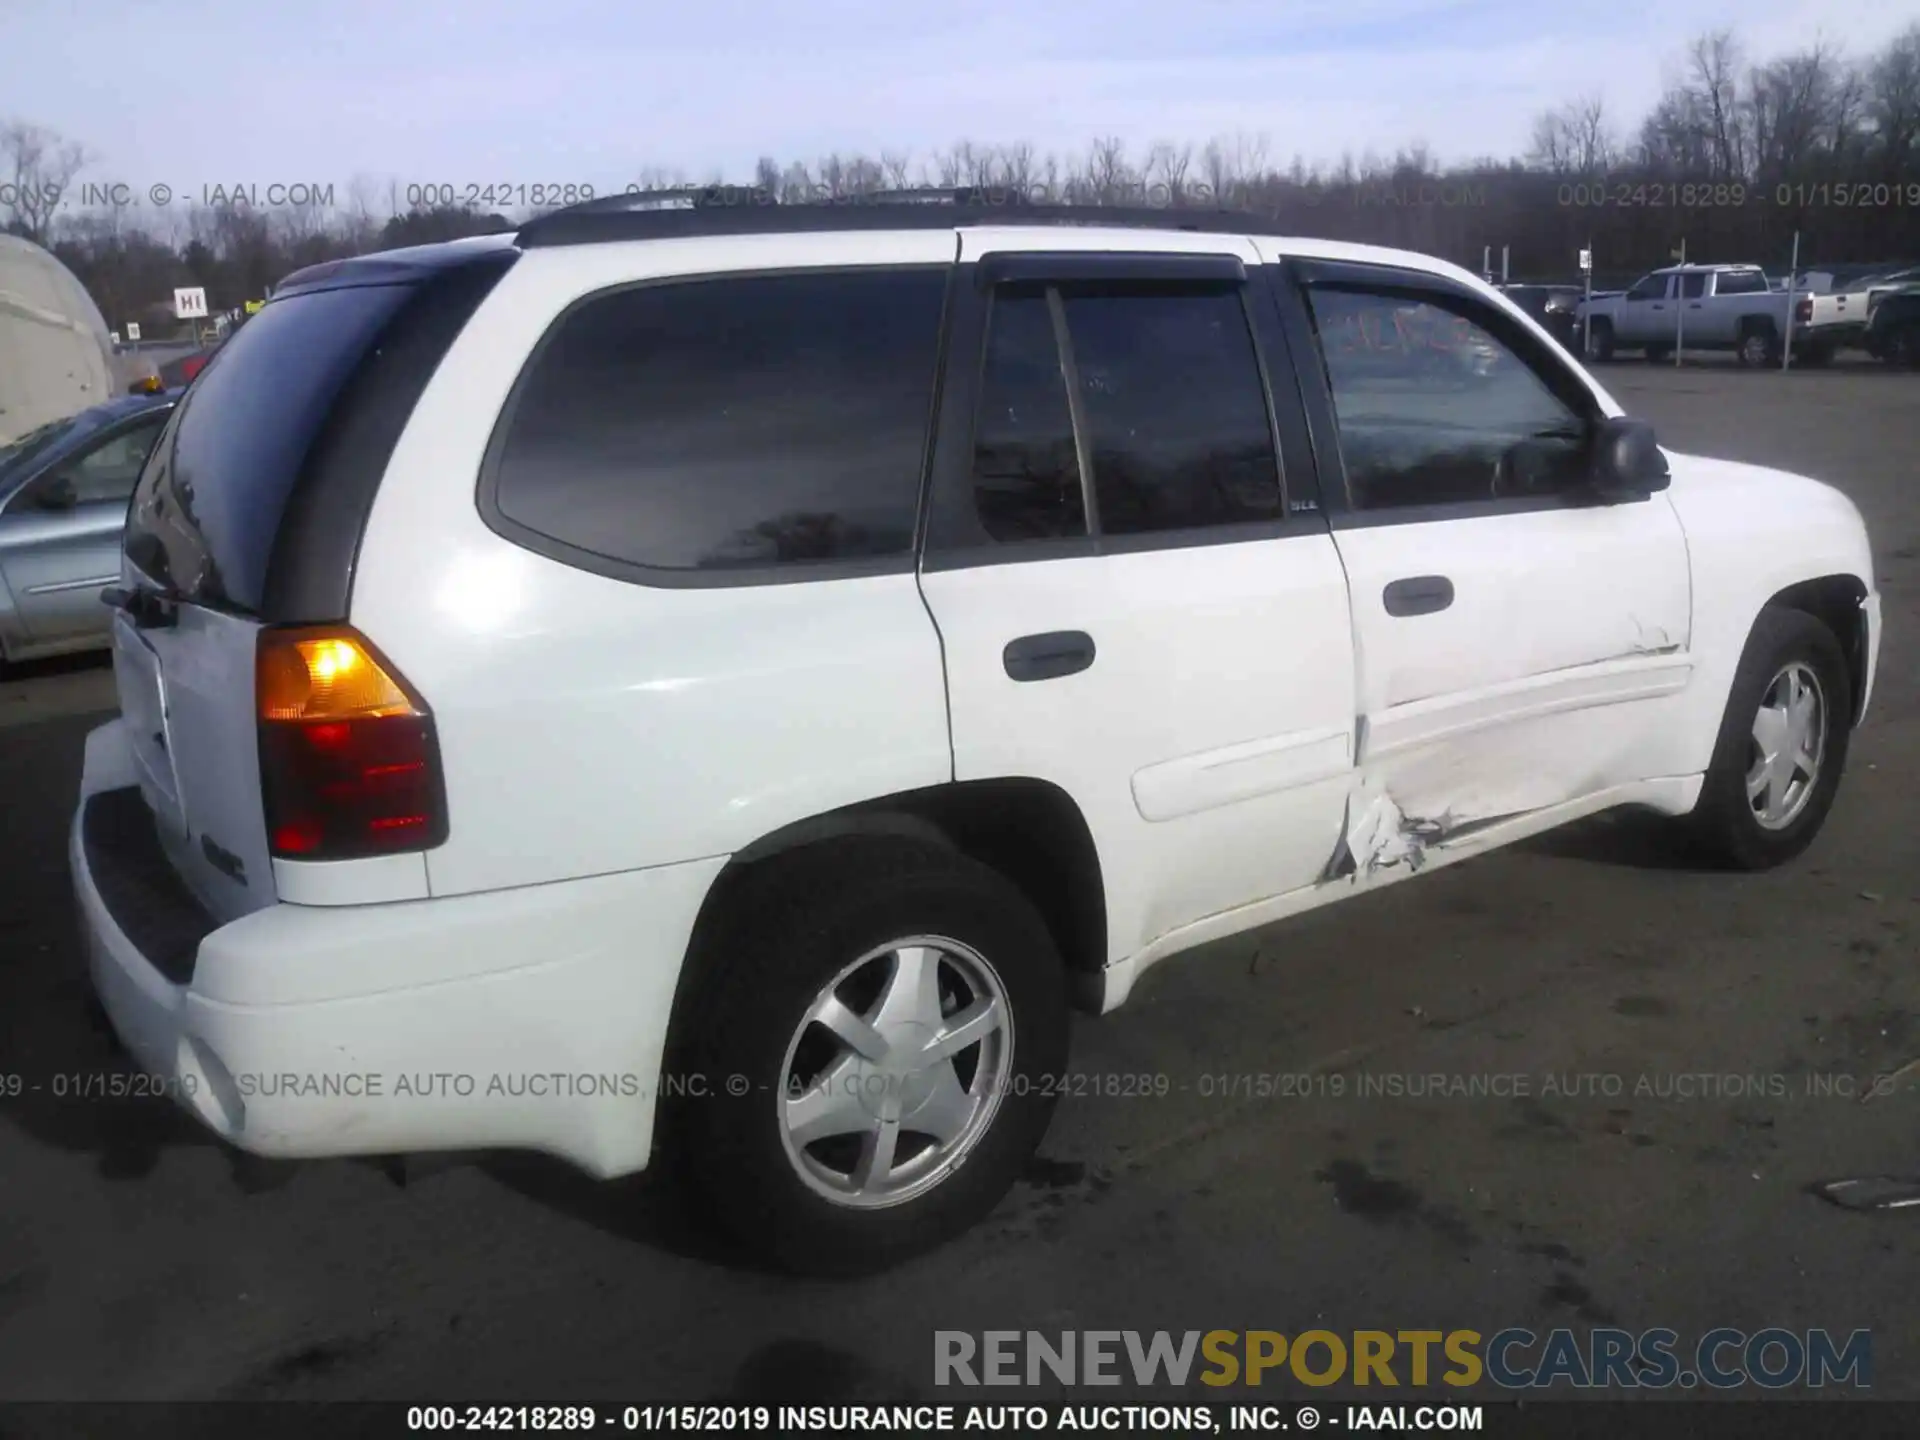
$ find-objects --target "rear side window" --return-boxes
[1060,286,1281,535]
[126,284,413,612]
[963,280,1281,545]
[971,286,1085,542]
[488,269,948,575]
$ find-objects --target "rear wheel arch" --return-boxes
[682,777,1108,1006]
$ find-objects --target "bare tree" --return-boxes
[1690,30,1748,178]
[1,119,89,242]
[1866,22,1920,178]
[1747,43,1845,184]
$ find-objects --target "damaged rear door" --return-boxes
[1268,257,1692,870]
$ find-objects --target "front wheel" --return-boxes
[669,838,1069,1275]
[1887,324,1920,370]
[1688,606,1853,870]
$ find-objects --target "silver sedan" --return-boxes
[0,391,178,663]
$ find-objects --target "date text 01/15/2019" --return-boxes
[1559,179,1920,208]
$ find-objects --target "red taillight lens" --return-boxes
[1795,297,1812,323]
[256,628,448,861]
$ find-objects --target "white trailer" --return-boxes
[0,234,115,445]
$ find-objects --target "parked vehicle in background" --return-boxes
[70,198,1879,1276]
[1498,284,1583,352]
[0,235,117,446]
[1802,267,1920,353]
[157,345,219,389]
[1579,264,1822,365]
[1863,287,1920,368]
[0,389,180,662]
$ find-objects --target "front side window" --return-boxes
[492,269,948,573]
[1626,273,1670,301]
[966,280,1281,544]
[1306,287,1594,511]
[64,415,169,505]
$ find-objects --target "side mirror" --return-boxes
[1589,416,1670,501]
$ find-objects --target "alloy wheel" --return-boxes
[1746,661,1827,831]
[778,936,1013,1208]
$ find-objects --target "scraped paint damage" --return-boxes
[1321,779,1528,883]
[1627,615,1681,656]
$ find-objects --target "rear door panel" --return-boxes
[919,233,1358,963]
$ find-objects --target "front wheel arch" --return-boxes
[1766,574,1870,727]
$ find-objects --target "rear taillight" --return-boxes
[1795,297,1813,323]
[256,627,448,860]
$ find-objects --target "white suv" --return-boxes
[72,193,1881,1274]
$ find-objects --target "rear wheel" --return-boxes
[669,838,1069,1275]
[1688,606,1852,870]
[1586,320,1615,362]
[1738,324,1781,368]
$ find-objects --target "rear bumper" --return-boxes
[71,718,725,1177]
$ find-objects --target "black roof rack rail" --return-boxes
[515,187,1289,248]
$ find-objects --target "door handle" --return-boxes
[1382,575,1454,617]
[1688,302,1704,309]
[1003,630,1095,682]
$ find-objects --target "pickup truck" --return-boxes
[1802,267,1920,353]
[1580,264,1823,366]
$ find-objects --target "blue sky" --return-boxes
[6,0,1919,203]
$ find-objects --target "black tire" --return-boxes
[666,837,1069,1276]
[1890,325,1920,371]
[1689,606,1853,871]
[1737,323,1781,368]
[1586,320,1615,362]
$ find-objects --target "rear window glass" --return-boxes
[487,269,947,574]
[126,284,414,612]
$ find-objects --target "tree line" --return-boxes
[4,23,1918,335]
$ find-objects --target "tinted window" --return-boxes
[1626,274,1670,301]
[127,283,416,611]
[63,414,169,504]
[1061,286,1281,534]
[0,415,77,479]
[1679,272,1708,299]
[1714,270,1765,295]
[492,270,946,573]
[971,287,1086,542]
[1308,288,1592,511]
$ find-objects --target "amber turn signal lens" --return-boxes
[258,630,418,722]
